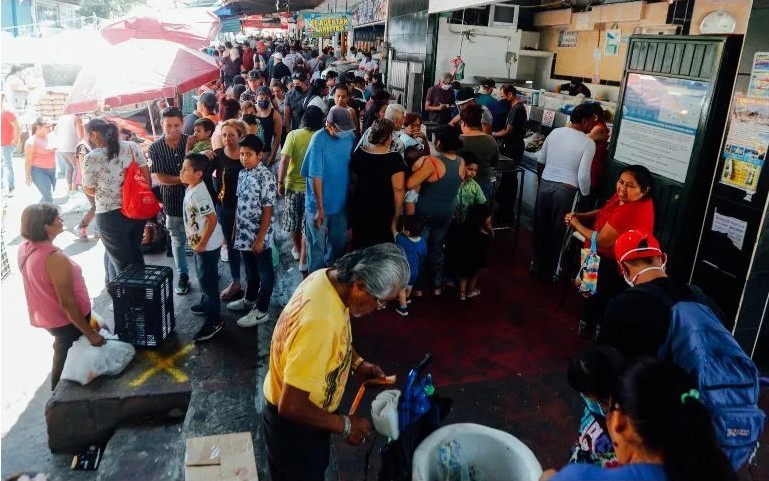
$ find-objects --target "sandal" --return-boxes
[459,291,466,301]
[220,283,244,301]
[467,289,481,298]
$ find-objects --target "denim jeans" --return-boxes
[104,252,118,284]
[1,145,15,192]
[241,249,274,312]
[216,205,241,283]
[30,166,56,203]
[165,215,189,276]
[421,214,453,289]
[194,248,221,325]
[304,210,348,273]
[96,209,145,274]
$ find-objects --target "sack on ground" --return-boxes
[60,331,136,385]
[575,232,600,297]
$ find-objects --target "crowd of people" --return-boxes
[5,34,763,481]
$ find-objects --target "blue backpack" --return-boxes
[638,283,766,470]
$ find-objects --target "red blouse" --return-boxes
[587,193,655,259]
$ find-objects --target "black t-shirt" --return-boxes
[598,277,723,359]
[558,82,592,97]
[505,102,528,142]
[212,148,243,209]
[350,149,406,216]
[271,62,291,82]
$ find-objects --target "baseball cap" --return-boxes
[326,106,356,132]
[455,87,476,105]
[194,91,217,110]
[614,230,663,263]
[248,69,264,80]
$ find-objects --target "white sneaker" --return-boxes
[291,246,300,261]
[227,298,255,312]
[237,309,269,327]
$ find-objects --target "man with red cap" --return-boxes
[597,230,722,358]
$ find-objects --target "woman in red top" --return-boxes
[24,117,57,203]
[565,164,655,339]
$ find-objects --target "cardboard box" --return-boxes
[185,432,258,481]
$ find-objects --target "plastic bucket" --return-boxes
[412,423,543,481]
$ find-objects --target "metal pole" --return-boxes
[147,102,157,138]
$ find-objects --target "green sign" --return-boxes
[304,13,352,38]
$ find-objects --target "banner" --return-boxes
[351,0,388,26]
[304,13,353,38]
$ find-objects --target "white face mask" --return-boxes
[441,83,451,91]
[622,255,667,287]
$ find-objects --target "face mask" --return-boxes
[257,100,270,109]
[623,265,665,287]
[581,394,605,417]
[294,86,303,93]
[441,83,451,91]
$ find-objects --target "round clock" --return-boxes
[699,10,737,34]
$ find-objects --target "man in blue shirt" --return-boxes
[301,106,357,272]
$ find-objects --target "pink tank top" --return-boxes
[27,135,56,169]
[18,241,91,329]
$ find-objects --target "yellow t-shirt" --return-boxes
[280,128,314,193]
[264,269,352,412]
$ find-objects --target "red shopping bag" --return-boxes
[121,151,160,220]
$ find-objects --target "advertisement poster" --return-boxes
[351,0,388,26]
[604,29,621,56]
[614,74,708,183]
[719,94,769,196]
[748,52,769,99]
[558,30,578,48]
[304,13,352,38]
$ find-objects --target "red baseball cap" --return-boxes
[614,230,663,263]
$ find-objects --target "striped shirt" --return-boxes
[149,134,188,217]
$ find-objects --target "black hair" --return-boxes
[612,359,737,481]
[460,103,483,129]
[193,118,216,134]
[369,119,395,146]
[465,202,492,234]
[363,100,388,132]
[567,345,624,400]
[233,84,247,100]
[238,133,264,153]
[242,114,258,126]
[326,70,338,79]
[402,215,423,237]
[570,103,595,124]
[450,81,461,90]
[86,118,121,160]
[184,153,210,174]
[618,164,654,199]
[500,84,518,97]
[300,105,325,131]
[302,79,327,110]
[233,75,246,86]
[461,151,479,167]
[161,106,183,120]
[434,124,463,152]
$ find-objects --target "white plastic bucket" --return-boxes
[412,423,543,481]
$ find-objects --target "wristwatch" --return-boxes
[340,415,352,439]
[351,357,364,373]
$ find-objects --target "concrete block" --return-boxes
[96,420,184,481]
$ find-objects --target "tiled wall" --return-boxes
[387,0,433,111]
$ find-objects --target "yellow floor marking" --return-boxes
[129,343,195,387]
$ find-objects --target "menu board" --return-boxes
[614,74,708,183]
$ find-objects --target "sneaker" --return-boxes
[467,289,481,298]
[175,273,190,295]
[220,245,229,262]
[291,246,300,260]
[194,322,223,342]
[190,304,205,316]
[237,309,269,327]
[396,305,409,317]
[227,297,255,312]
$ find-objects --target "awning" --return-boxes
[218,0,324,16]
[428,0,495,14]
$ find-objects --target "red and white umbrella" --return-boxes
[100,9,221,50]
[63,39,220,114]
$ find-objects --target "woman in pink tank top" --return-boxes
[18,203,105,389]
[24,117,57,203]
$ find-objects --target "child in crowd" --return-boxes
[242,114,266,144]
[186,118,216,154]
[180,154,226,342]
[566,345,624,468]
[226,134,276,328]
[457,203,493,300]
[455,154,487,221]
[395,215,428,316]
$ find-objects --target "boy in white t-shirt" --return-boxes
[181,153,226,342]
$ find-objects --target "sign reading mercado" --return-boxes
[304,13,353,38]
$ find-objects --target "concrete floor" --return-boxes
[1,156,768,481]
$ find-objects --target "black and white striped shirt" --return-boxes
[149,134,188,217]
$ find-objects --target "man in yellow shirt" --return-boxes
[262,243,410,481]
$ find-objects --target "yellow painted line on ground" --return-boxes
[129,343,195,387]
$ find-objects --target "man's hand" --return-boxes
[87,331,106,347]
[314,210,325,230]
[344,415,373,446]
[277,183,285,196]
[194,243,207,253]
[355,361,386,383]
[252,239,265,253]
[564,212,575,225]
[200,150,216,160]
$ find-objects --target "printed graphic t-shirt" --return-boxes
[183,182,224,251]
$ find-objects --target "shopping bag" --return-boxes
[575,232,600,297]
[121,149,161,220]
[60,331,136,385]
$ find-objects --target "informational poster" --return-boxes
[719,94,769,196]
[303,13,353,38]
[558,30,578,48]
[351,0,388,26]
[542,109,555,127]
[604,30,621,56]
[712,209,748,250]
[614,74,708,183]
[748,52,769,99]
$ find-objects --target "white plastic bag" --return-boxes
[372,389,401,440]
[60,331,136,385]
